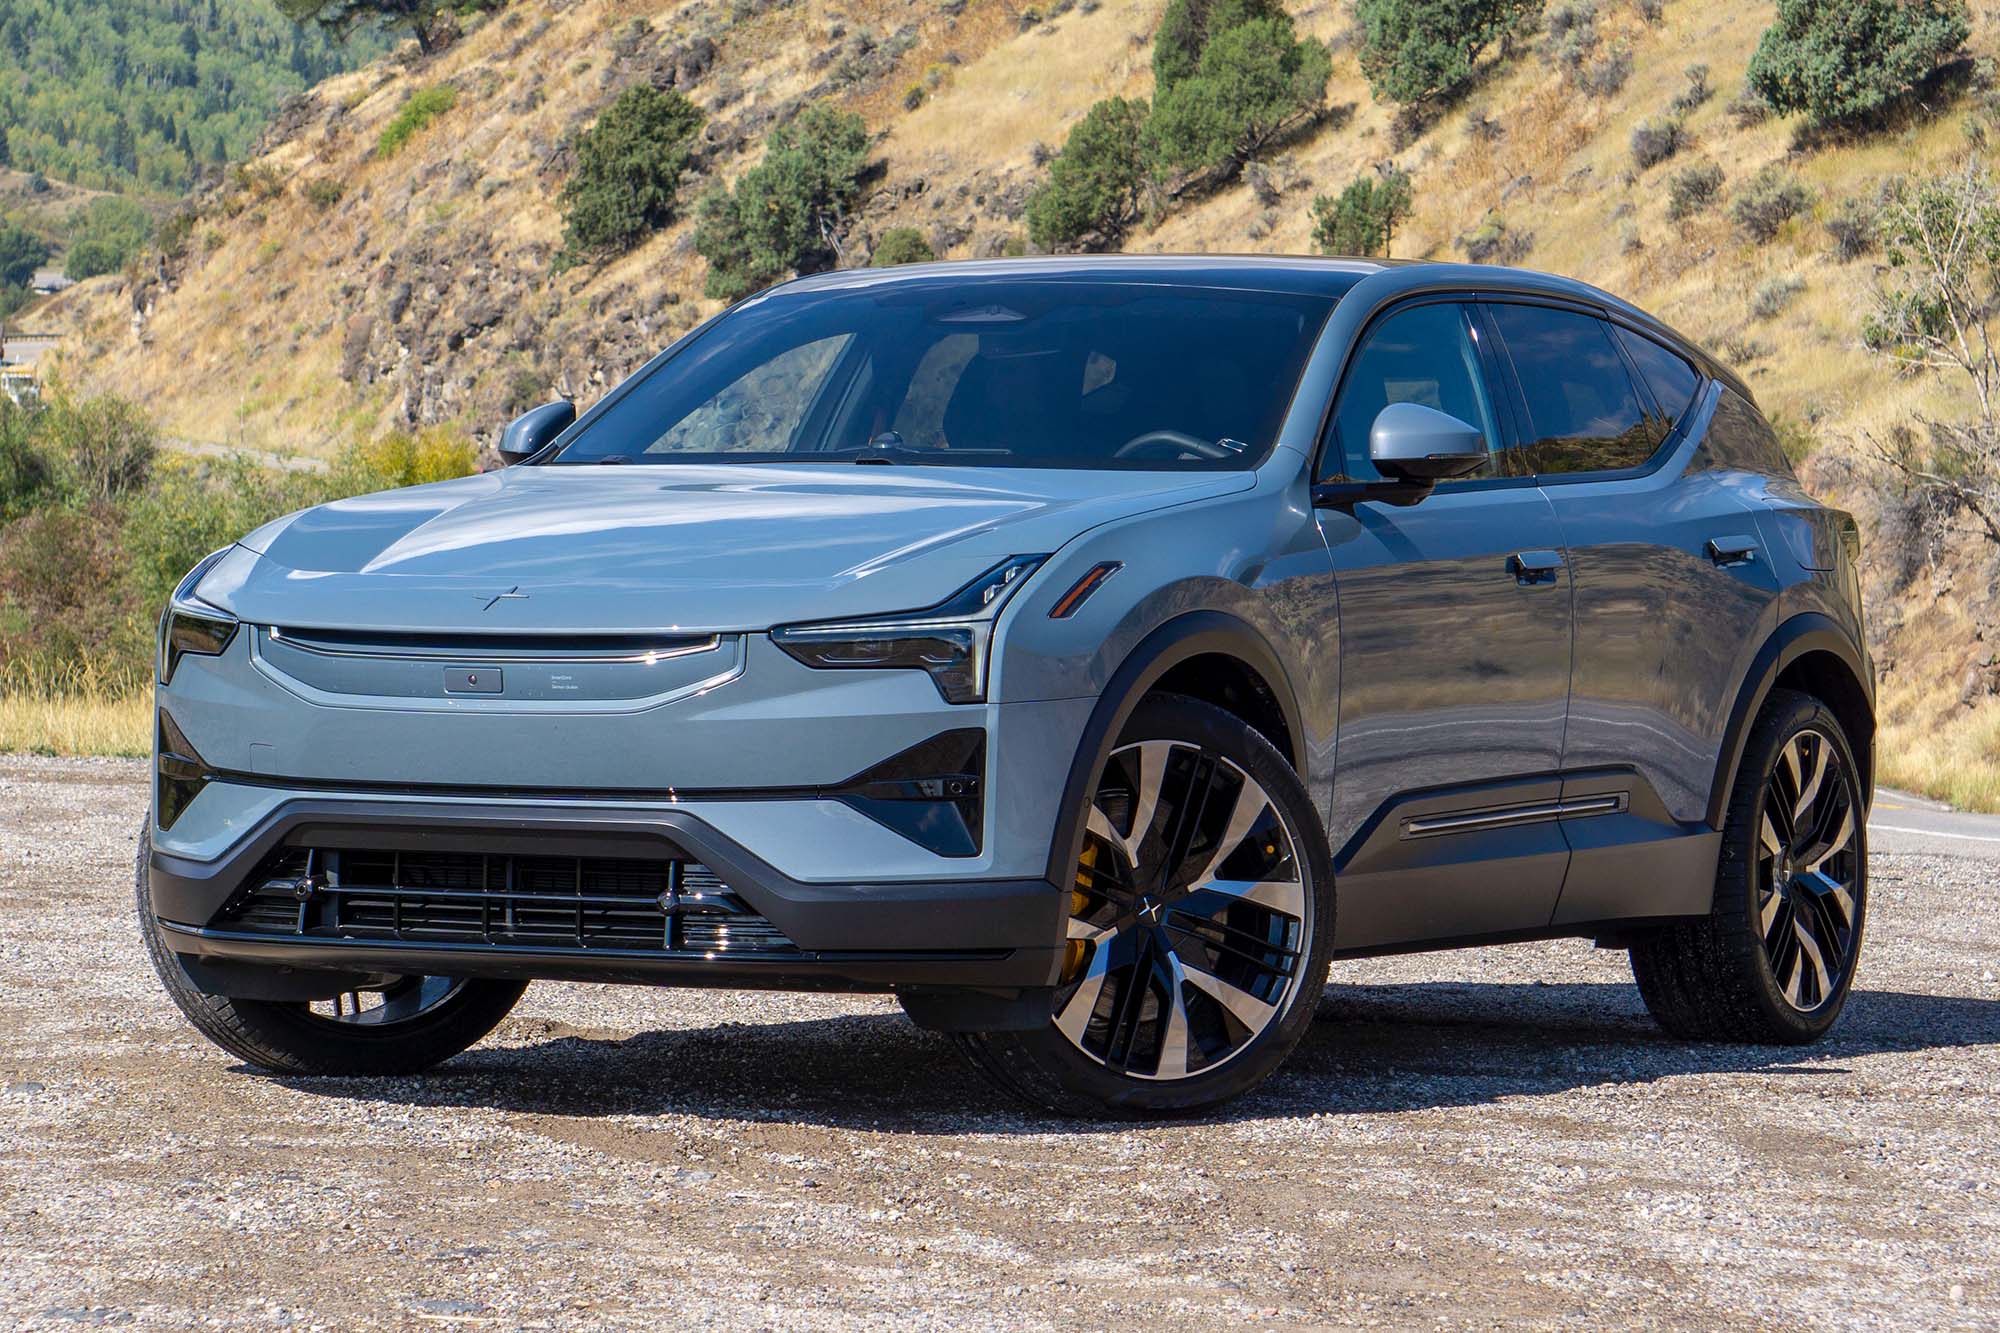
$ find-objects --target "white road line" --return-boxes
[1868,821,2000,844]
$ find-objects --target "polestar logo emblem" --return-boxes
[477,586,528,611]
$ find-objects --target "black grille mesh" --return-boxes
[215,847,797,956]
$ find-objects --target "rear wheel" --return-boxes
[136,824,526,1075]
[1630,688,1867,1043]
[958,694,1335,1116]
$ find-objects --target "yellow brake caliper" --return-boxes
[1064,840,1097,981]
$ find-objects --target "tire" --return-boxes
[1630,688,1867,1043]
[958,693,1336,1116]
[136,824,527,1075]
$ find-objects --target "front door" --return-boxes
[1314,300,1574,950]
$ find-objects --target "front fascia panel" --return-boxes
[169,633,974,791]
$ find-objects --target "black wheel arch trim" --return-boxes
[1706,611,1875,830]
[1042,610,1309,887]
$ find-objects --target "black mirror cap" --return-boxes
[498,400,576,464]
[1368,401,1489,482]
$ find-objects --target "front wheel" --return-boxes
[958,694,1335,1116]
[1630,688,1867,1043]
[136,825,526,1075]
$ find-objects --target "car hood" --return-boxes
[207,464,1252,634]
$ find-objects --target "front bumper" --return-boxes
[150,628,1094,994]
[151,798,1065,991]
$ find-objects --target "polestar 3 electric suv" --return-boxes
[141,257,1873,1115]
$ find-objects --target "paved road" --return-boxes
[2,757,1997,1330]
[1870,787,2000,860]
[0,336,56,368]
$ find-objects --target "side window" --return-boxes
[643,334,852,454]
[1487,303,1657,475]
[1615,326,1701,433]
[1325,302,1507,482]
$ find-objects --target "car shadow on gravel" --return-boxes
[267,981,2000,1131]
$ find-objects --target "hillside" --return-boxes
[36,0,2000,801]
[0,0,386,197]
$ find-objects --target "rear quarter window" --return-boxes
[1693,387,1797,478]
[1614,326,1701,433]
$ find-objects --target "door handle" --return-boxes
[1706,535,1759,567]
[1509,549,1564,584]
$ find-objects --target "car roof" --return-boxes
[768,255,1750,404]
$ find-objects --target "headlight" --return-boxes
[772,555,1046,703]
[157,547,239,685]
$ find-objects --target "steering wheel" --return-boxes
[1111,429,1237,462]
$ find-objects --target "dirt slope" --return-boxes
[36,0,2000,801]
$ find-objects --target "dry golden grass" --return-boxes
[0,691,150,758]
[1878,699,2000,813]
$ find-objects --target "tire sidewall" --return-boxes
[136,816,525,1074]
[1730,694,1868,1041]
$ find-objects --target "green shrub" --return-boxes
[119,455,315,617]
[870,227,936,266]
[61,237,124,281]
[1750,273,1806,320]
[1143,14,1330,181]
[695,104,871,302]
[1665,161,1725,220]
[1731,165,1814,242]
[1825,195,1877,261]
[1353,0,1543,106]
[328,425,479,495]
[1746,0,1970,130]
[0,399,58,521]
[1458,213,1532,264]
[303,176,347,210]
[0,224,49,289]
[1629,116,1684,170]
[0,503,142,687]
[1309,166,1413,256]
[1025,97,1150,250]
[62,196,152,279]
[1153,0,1289,91]
[34,387,158,505]
[376,84,457,158]
[555,86,704,268]
[1541,0,1598,75]
[1670,63,1712,116]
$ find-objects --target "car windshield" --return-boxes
[551,279,1336,470]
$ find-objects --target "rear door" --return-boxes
[1315,299,1575,950]
[1481,299,1782,925]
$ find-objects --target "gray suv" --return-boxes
[141,257,1873,1115]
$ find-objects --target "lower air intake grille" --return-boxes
[214,848,798,956]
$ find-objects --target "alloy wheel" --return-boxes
[1056,740,1313,1081]
[1756,727,1862,1012]
[305,975,467,1027]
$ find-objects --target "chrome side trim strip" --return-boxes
[1401,792,1629,840]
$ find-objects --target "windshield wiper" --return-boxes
[828,444,1013,464]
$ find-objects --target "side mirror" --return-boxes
[1368,402,1488,482]
[498,400,576,464]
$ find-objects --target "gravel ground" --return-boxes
[2,755,1998,1330]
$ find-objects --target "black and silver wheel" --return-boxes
[1631,688,1867,1043]
[136,825,526,1075]
[958,694,1335,1115]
